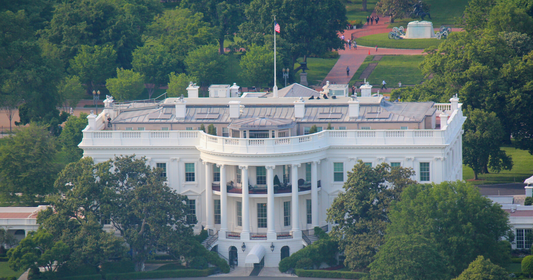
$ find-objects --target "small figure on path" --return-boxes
[347,39,351,49]
[376,16,380,24]
[366,16,370,25]
[398,81,402,88]
[352,85,356,95]
[341,34,345,41]
[346,66,350,76]
[375,45,378,52]
[370,16,374,25]
[353,40,357,49]
[381,80,387,89]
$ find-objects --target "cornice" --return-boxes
[196,147,329,158]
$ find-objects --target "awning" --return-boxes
[245,245,266,264]
[525,175,533,185]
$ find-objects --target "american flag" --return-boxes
[274,21,280,33]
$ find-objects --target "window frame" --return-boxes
[185,163,196,182]
[187,199,197,224]
[236,201,242,227]
[214,199,221,224]
[306,199,312,224]
[257,203,267,228]
[213,165,220,182]
[420,162,430,182]
[156,162,167,178]
[333,162,344,182]
[256,166,266,185]
[283,201,291,227]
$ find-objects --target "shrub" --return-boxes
[0,256,8,262]
[314,226,329,239]
[320,51,340,59]
[279,238,338,272]
[58,274,102,280]
[156,263,186,271]
[522,255,533,278]
[206,251,230,273]
[55,264,99,279]
[190,256,208,269]
[0,277,18,280]
[295,269,368,279]
[101,260,135,274]
[194,229,208,243]
[296,258,314,270]
[526,197,533,205]
[105,268,211,280]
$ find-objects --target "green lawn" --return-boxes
[503,262,521,274]
[356,33,443,49]
[349,55,425,87]
[297,57,339,86]
[0,262,24,278]
[344,0,379,22]
[388,0,469,27]
[463,147,533,185]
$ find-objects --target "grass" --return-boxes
[463,147,533,185]
[157,263,186,271]
[356,33,443,49]
[297,57,339,86]
[344,0,379,22]
[504,262,521,274]
[349,55,425,87]
[0,262,24,278]
[388,0,469,27]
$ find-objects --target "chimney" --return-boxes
[230,83,240,97]
[175,97,186,119]
[526,186,533,197]
[360,81,372,97]
[348,98,360,119]
[229,101,241,119]
[450,94,459,112]
[87,111,97,130]
[294,97,305,119]
[187,82,199,98]
[440,112,448,130]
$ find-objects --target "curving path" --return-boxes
[322,18,461,90]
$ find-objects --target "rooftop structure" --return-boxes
[79,83,466,268]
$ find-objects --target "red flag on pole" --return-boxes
[274,21,280,33]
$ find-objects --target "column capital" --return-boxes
[291,163,301,168]
[377,157,385,162]
[202,161,211,166]
[266,165,275,170]
[434,156,445,161]
[406,157,414,161]
[239,165,248,170]
[348,157,357,162]
[312,159,321,165]
[216,163,225,168]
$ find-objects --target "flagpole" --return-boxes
[273,15,278,98]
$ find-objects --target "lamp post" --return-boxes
[92,90,101,114]
[282,68,289,87]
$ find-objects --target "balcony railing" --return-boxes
[212,180,321,194]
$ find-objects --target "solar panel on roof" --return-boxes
[318,113,343,119]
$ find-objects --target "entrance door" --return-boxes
[281,246,290,260]
[229,246,238,267]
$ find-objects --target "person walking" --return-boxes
[366,16,370,25]
[353,40,357,49]
[370,16,374,25]
[346,66,350,76]
[376,16,380,24]
[375,45,378,52]
[347,39,351,49]
[381,80,387,89]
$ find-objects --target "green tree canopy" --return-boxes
[185,44,229,85]
[326,161,416,270]
[369,234,449,280]
[69,44,118,92]
[59,113,89,163]
[463,109,512,180]
[57,75,86,112]
[454,255,510,280]
[239,44,276,87]
[522,255,533,279]
[106,68,145,101]
[376,0,420,20]
[0,124,60,205]
[387,181,511,277]
[167,72,198,97]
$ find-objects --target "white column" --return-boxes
[219,164,227,238]
[311,161,319,231]
[205,162,214,232]
[240,166,250,240]
[266,165,276,240]
[291,164,301,239]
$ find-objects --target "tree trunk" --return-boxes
[473,171,478,180]
[362,0,367,11]
[219,36,225,54]
[147,84,155,99]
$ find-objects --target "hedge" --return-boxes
[105,268,211,280]
[295,269,368,279]
[512,257,524,263]
[101,260,135,274]
[0,256,8,262]
[59,274,102,280]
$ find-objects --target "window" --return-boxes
[232,130,240,138]
[361,127,371,130]
[214,200,221,224]
[420,162,430,181]
[304,127,311,134]
[162,127,169,130]
[236,168,242,184]
[243,131,247,138]
[334,162,344,182]
[283,165,290,184]
[126,127,133,131]
[222,127,229,137]
[284,201,291,226]
[517,229,533,249]
[186,127,193,130]
[213,165,220,182]
[249,130,269,138]
[306,199,312,224]
[364,162,372,167]
[187,199,197,224]
[137,127,145,131]
[272,131,275,138]
[401,126,408,130]
[391,162,401,168]
[236,201,242,226]
[256,166,266,185]
[306,163,311,182]
[278,131,287,137]
[185,163,195,182]
[338,127,346,130]
[257,203,267,228]
[156,163,167,178]
[316,127,323,132]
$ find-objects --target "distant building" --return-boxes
[79,83,466,268]
[0,206,46,245]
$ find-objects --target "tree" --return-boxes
[387,181,511,277]
[0,228,16,249]
[369,234,449,280]
[326,161,416,270]
[167,72,198,97]
[59,113,89,163]
[207,124,216,135]
[240,0,346,72]
[106,68,145,101]
[57,75,86,112]
[463,109,512,180]
[132,43,180,99]
[308,125,317,134]
[523,255,533,279]
[0,124,59,205]
[454,256,509,280]
[69,44,118,93]
[106,155,193,271]
[182,0,251,54]
[376,0,417,21]
[185,45,229,85]
[461,0,498,31]
[239,44,276,87]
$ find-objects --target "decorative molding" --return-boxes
[377,157,385,161]
[216,163,225,168]
[434,156,445,161]
[349,157,357,162]
[405,157,414,161]
[239,165,248,170]
[170,157,179,162]
[266,165,275,170]
[292,163,301,168]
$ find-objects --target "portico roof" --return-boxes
[228,117,296,130]
[245,245,266,264]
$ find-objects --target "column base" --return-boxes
[267,231,277,241]
[291,230,302,239]
[240,231,250,241]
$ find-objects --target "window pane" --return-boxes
[420,162,430,181]
[186,163,195,182]
[517,229,525,249]
[236,201,242,227]
[307,199,312,224]
[334,162,343,182]
[214,200,221,224]
[156,163,167,178]
[257,166,266,185]
[364,162,372,167]
[306,163,311,182]
[334,163,343,172]
[526,229,533,249]
[284,201,291,226]
[187,199,196,224]
[213,165,220,182]
[391,162,401,168]
[257,203,267,228]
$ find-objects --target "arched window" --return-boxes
[281,246,290,260]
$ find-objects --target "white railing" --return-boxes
[434,103,452,112]
[81,104,465,154]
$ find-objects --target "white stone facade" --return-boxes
[79,91,465,268]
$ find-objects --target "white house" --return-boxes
[79,83,466,268]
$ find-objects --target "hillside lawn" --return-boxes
[0,262,24,278]
[349,55,425,87]
[297,57,339,86]
[344,0,379,22]
[356,33,443,49]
